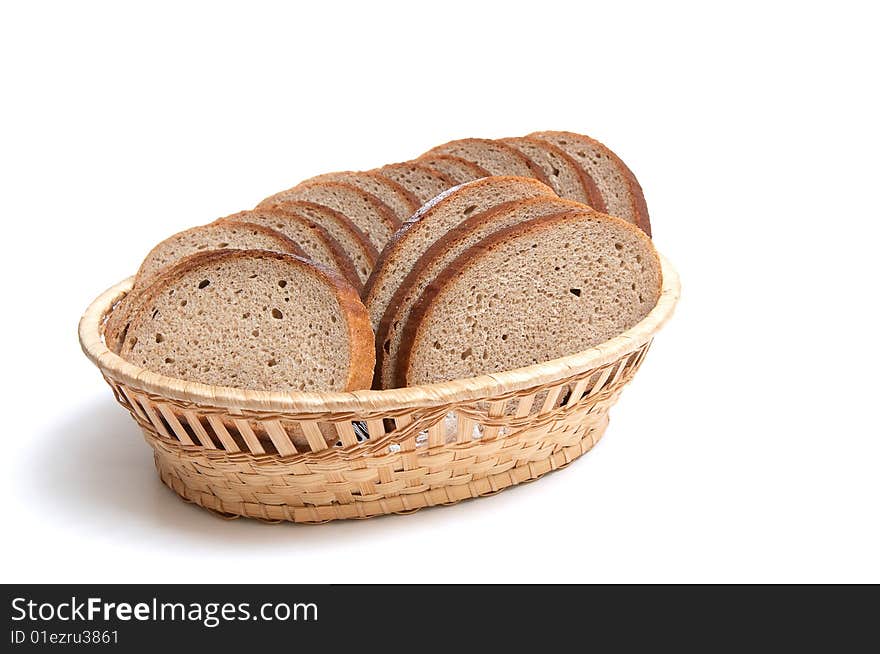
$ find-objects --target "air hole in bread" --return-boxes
[615,242,623,251]
[271,308,283,319]
[278,280,287,288]
[463,205,477,216]
[570,288,582,297]
[267,358,278,367]
[198,279,210,289]
[551,167,560,177]
[217,242,229,248]
[461,347,473,360]
[433,341,442,350]
[180,299,187,307]
[252,329,260,337]
[155,333,165,343]
[383,340,391,354]
[242,312,250,319]
[501,334,508,341]
[164,357,174,364]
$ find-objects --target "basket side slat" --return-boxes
[301,421,329,451]
[205,415,241,453]
[233,419,265,455]
[183,410,216,449]
[157,403,194,445]
[264,420,297,456]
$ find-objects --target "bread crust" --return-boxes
[221,210,362,290]
[416,154,491,182]
[502,136,607,212]
[361,176,556,327]
[375,196,590,388]
[269,200,378,264]
[120,249,375,392]
[528,130,651,235]
[257,180,400,250]
[305,170,420,221]
[396,209,661,386]
[421,138,552,186]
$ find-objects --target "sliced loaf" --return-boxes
[417,154,490,184]
[376,195,589,388]
[258,181,399,251]
[500,136,605,210]
[271,200,377,285]
[528,130,650,235]
[119,249,375,392]
[220,210,361,289]
[304,171,419,222]
[362,176,556,332]
[375,162,456,204]
[399,209,661,386]
[105,220,304,353]
[420,138,549,183]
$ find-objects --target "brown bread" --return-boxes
[362,176,556,332]
[528,130,651,234]
[119,249,375,392]
[398,210,661,386]
[257,181,399,251]
[269,200,377,285]
[376,196,590,388]
[220,209,361,289]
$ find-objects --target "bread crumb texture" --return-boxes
[122,253,354,392]
[404,213,661,386]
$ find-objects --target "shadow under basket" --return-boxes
[79,256,680,524]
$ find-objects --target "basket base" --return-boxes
[153,415,610,524]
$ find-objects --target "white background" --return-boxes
[2,1,878,583]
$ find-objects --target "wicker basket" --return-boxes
[78,255,679,524]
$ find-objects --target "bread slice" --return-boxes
[420,138,549,183]
[270,200,377,285]
[304,170,419,222]
[417,154,489,183]
[375,162,456,204]
[398,209,661,386]
[219,210,361,289]
[119,249,375,392]
[257,181,399,251]
[362,176,556,333]
[376,195,590,388]
[500,137,605,210]
[104,220,304,353]
[528,130,650,235]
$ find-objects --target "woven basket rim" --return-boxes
[79,254,680,413]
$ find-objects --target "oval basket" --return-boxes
[79,255,680,524]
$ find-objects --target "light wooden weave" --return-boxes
[79,256,679,523]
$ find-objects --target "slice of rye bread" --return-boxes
[218,210,361,289]
[398,210,662,386]
[361,176,556,332]
[257,181,399,251]
[304,171,419,222]
[376,195,592,388]
[104,220,305,353]
[417,154,490,183]
[500,136,606,210]
[374,162,457,204]
[419,138,550,184]
[119,249,375,393]
[528,130,651,235]
[270,200,378,284]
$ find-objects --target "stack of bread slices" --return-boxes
[109,131,661,396]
